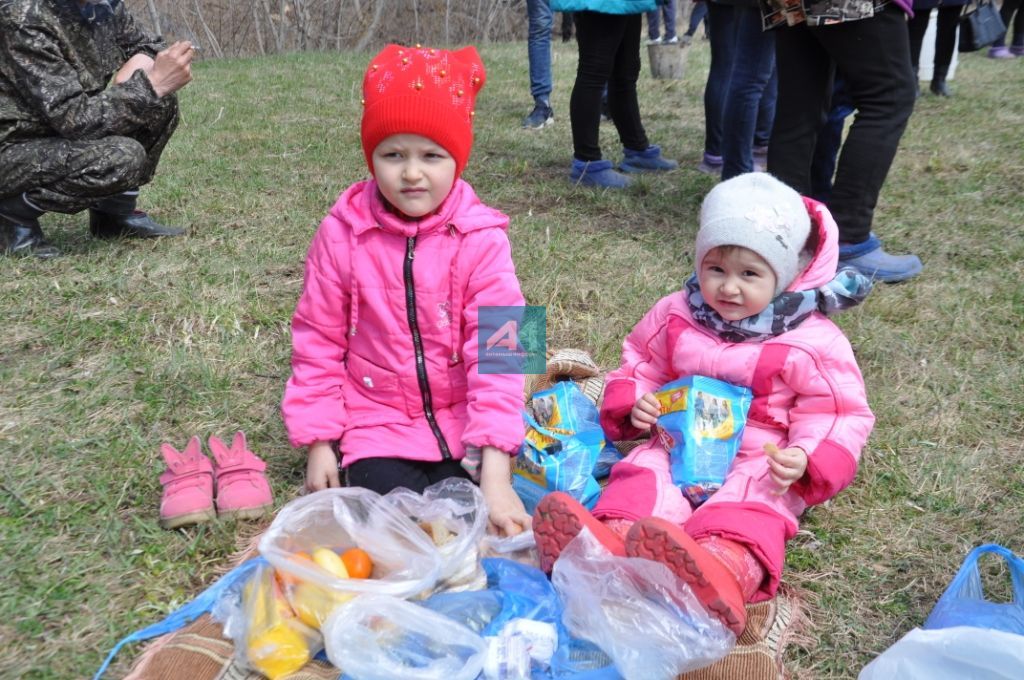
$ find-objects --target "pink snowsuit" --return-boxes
[596,198,875,601]
[282,178,526,466]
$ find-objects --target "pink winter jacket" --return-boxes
[282,178,526,466]
[600,198,875,508]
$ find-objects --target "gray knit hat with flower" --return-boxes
[696,173,812,296]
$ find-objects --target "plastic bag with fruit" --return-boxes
[215,562,322,680]
[258,486,444,630]
[384,477,489,594]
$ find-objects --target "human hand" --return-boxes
[147,41,195,97]
[630,392,661,431]
[114,53,155,84]
[305,440,341,492]
[479,445,531,536]
[764,443,808,495]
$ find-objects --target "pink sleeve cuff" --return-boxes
[791,439,858,506]
[600,379,644,441]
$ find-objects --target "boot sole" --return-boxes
[217,503,273,521]
[625,517,746,636]
[159,507,216,530]
[533,492,625,573]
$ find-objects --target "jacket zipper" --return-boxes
[404,235,452,460]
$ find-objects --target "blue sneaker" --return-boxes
[522,103,554,130]
[570,158,632,188]
[696,152,723,175]
[838,234,923,283]
[619,145,679,173]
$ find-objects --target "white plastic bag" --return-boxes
[552,529,735,680]
[258,487,443,600]
[384,478,488,593]
[322,594,487,680]
[480,529,538,566]
[858,626,1024,680]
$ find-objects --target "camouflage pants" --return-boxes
[0,96,178,215]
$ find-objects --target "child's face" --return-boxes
[372,134,457,218]
[698,246,778,321]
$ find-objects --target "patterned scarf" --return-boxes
[685,268,873,343]
[77,0,119,24]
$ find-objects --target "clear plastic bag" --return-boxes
[480,529,538,566]
[384,478,488,593]
[214,562,322,680]
[858,626,1024,680]
[322,594,486,680]
[923,543,1024,635]
[551,530,734,680]
[258,487,443,604]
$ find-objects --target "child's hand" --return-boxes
[764,443,808,495]
[306,441,341,492]
[630,392,661,430]
[482,479,532,537]
[479,445,531,537]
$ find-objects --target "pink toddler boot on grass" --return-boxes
[208,431,273,520]
[159,436,215,529]
[532,491,627,573]
[625,517,748,636]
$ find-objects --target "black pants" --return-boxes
[0,96,178,214]
[570,11,649,161]
[346,457,470,495]
[907,6,961,80]
[767,4,916,244]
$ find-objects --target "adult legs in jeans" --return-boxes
[647,1,677,41]
[524,0,554,127]
[686,1,709,38]
[769,6,919,280]
[571,11,648,162]
[703,3,736,163]
[754,65,778,151]
[720,6,775,180]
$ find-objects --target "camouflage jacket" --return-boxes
[0,0,167,146]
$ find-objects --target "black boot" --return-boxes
[930,65,951,97]
[89,190,185,239]
[0,194,60,259]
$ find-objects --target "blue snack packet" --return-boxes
[653,376,752,506]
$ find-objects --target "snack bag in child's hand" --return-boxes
[654,376,752,506]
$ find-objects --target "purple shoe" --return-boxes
[988,46,1015,59]
[696,152,723,176]
[1011,45,1024,57]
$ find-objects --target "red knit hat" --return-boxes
[361,44,485,178]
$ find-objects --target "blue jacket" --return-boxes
[550,0,659,14]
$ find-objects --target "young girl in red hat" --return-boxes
[282,44,530,536]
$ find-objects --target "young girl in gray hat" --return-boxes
[533,172,875,636]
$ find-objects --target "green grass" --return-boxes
[1,41,1023,678]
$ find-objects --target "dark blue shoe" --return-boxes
[569,159,632,188]
[619,145,679,173]
[839,234,922,283]
[522,103,554,130]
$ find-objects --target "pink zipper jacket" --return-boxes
[596,197,875,600]
[282,178,526,466]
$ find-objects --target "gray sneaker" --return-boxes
[522,103,554,130]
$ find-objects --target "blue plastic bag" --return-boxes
[513,382,614,514]
[923,543,1024,635]
[654,376,752,506]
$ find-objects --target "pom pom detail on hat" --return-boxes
[361,44,486,178]
[696,173,812,295]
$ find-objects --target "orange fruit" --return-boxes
[340,547,373,579]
